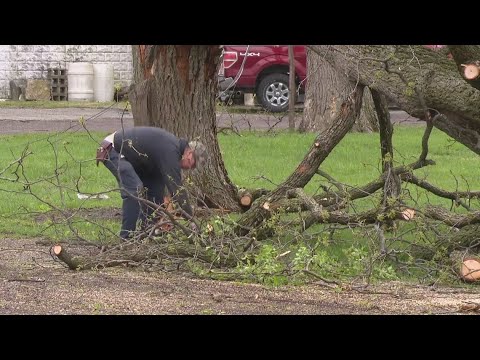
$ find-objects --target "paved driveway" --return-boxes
[0,107,422,134]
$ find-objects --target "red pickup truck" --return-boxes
[218,45,307,112]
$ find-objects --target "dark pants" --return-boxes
[103,148,165,239]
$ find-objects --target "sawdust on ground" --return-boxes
[1,237,480,315]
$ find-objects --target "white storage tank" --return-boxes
[67,62,94,101]
[93,63,114,102]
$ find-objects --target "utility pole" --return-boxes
[288,45,296,131]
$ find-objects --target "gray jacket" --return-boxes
[113,127,192,217]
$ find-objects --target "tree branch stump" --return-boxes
[450,250,480,282]
[52,245,83,270]
[238,188,269,209]
[462,63,480,80]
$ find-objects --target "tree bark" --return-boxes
[373,88,400,235]
[129,45,239,211]
[52,241,239,271]
[300,47,346,133]
[300,47,377,133]
[354,87,379,133]
[373,89,394,173]
[309,45,480,155]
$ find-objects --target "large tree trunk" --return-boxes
[300,47,377,133]
[129,45,239,211]
[300,47,344,133]
[354,87,379,133]
[308,45,480,155]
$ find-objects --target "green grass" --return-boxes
[0,125,479,242]
[219,131,317,189]
[218,126,480,284]
[220,127,480,200]
[0,131,119,238]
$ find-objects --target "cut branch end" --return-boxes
[461,258,480,282]
[463,64,480,80]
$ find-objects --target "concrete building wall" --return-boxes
[0,45,133,99]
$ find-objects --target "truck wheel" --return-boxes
[256,73,291,112]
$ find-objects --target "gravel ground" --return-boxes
[1,236,480,315]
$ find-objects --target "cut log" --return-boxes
[462,63,480,80]
[461,258,480,282]
[51,245,82,270]
[237,188,269,209]
[401,208,415,220]
[51,240,241,271]
[450,251,480,282]
[240,193,252,207]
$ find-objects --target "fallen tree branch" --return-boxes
[303,269,340,288]
[290,206,411,232]
[272,158,436,214]
[50,236,243,271]
[7,278,45,283]
[235,85,365,237]
[402,173,480,209]
[423,205,480,228]
[315,169,346,196]
[286,188,323,231]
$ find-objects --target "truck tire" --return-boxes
[256,73,291,112]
